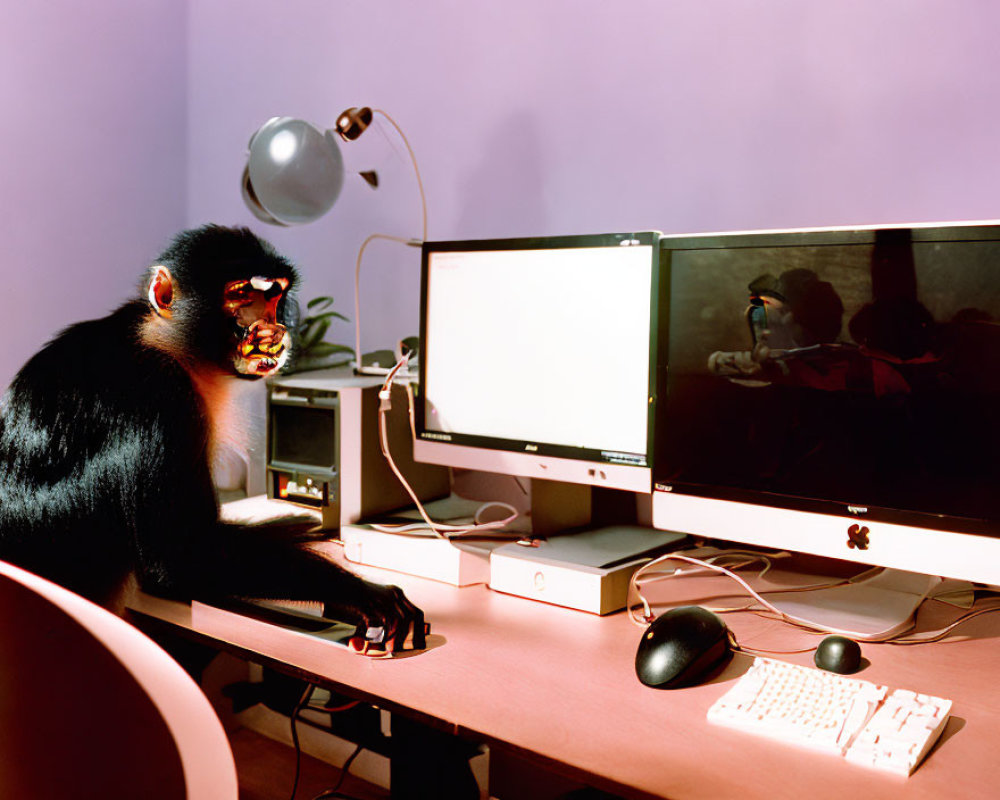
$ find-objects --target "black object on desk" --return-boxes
[635,605,735,689]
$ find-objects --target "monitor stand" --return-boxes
[523,478,592,535]
[761,566,963,641]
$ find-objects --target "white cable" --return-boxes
[375,354,519,539]
[627,552,918,642]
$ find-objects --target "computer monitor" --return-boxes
[652,222,1000,590]
[413,232,663,495]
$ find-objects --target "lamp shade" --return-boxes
[242,117,344,226]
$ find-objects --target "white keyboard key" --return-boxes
[845,691,952,775]
[836,693,881,750]
[707,657,950,775]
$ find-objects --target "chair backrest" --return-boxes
[0,559,238,799]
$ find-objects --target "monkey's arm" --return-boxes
[194,522,426,651]
[141,515,425,652]
[136,444,426,652]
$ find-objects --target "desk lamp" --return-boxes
[241,107,427,374]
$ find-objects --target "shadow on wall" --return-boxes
[457,111,548,237]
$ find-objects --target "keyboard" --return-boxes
[707,657,952,776]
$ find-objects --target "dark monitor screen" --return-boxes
[655,225,1000,534]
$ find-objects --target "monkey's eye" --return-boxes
[223,280,255,310]
[223,277,290,323]
[250,277,290,299]
[224,280,252,297]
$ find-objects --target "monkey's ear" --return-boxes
[147,266,174,319]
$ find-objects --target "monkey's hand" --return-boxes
[324,580,428,656]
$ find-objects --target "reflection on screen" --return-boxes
[658,230,1000,526]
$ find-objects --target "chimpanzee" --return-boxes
[0,224,424,653]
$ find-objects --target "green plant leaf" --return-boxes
[303,310,350,324]
[399,335,420,358]
[306,296,334,310]
[300,318,331,350]
[297,296,351,356]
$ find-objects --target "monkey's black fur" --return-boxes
[0,225,424,650]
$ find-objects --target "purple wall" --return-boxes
[0,2,188,389]
[5,2,1000,386]
[186,0,1000,356]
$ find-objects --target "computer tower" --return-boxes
[266,367,449,530]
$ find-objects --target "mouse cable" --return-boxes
[627,552,917,643]
[373,353,520,539]
[739,597,1000,649]
[888,599,1000,645]
[628,552,889,638]
[735,642,822,656]
[627,550,847,625]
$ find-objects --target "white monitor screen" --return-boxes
[416,233,660,490]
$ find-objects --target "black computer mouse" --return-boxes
[635,606,735,689]
[814,635,862,674]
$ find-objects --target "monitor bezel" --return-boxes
[652,220,1000,584]
[414,231,664,494]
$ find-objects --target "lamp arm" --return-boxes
[354,233,422,374]
[373,108,428,241]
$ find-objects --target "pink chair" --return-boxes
[0,560,238,799]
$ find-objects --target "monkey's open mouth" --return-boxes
[251,356,278,373]
[234,352,284,376]
[233,322,289,376]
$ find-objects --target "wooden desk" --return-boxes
[129,547,1000,800]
